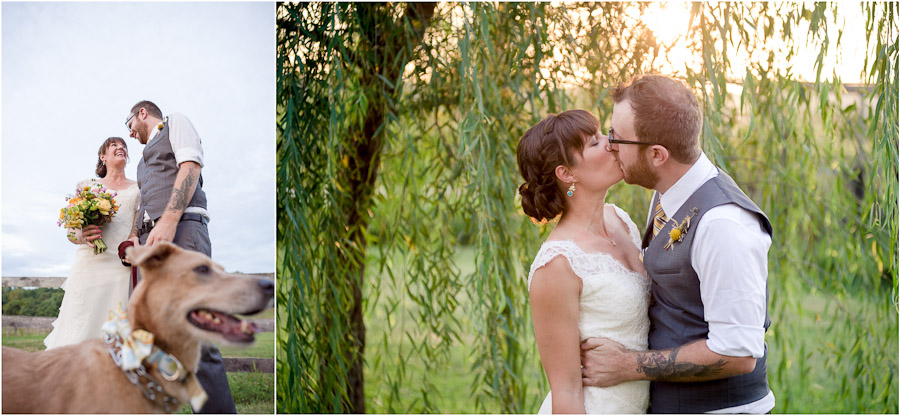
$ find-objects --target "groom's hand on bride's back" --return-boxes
[580,337,635,387]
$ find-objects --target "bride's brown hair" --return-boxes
[516,110,600,222]
[95,137,129,178]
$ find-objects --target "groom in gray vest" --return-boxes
[125,100,237,413]
[580,75,774,413]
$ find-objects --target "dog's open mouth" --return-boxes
[187,309,259,343]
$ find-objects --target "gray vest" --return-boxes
[136,122,206,222]
[641,170,772,414]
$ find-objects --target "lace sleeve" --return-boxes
[527,241,579,290]
[611,204,642,251]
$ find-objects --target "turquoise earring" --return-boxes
[567,183,575,197]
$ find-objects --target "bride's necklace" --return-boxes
[571,221,617,246]
[103,176,128,190]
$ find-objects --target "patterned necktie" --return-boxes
[640,198,668,262]
[652,198,668,239]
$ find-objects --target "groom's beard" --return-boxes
[622,151,660,189]
[137,125,152,144]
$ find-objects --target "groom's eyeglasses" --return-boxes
[125,111,139,130]
[607,127,664,147]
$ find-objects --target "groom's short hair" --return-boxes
[612,75,701,164]
[131,100,163,120]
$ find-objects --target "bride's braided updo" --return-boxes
[516,110,600,222]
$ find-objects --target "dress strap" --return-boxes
[609,204,642,251]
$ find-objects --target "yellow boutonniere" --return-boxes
[157,122,164,131]
[664,207,699,251]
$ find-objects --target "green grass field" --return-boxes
[3,329,275,414]
[219,331,275,358]
[362,246,544,413]
[175,372,274,414]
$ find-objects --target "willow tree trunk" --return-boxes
[336,4,436,412]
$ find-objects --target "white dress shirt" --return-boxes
[166,112,205,168]
[647,152,774,414]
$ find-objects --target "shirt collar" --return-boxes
[146,117,165,144]
[658,152,718,218]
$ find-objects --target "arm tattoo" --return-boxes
[635,346,727,381]
[167,167,196,212]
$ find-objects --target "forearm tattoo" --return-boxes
[167,167,196,213]
[635,346,727,381]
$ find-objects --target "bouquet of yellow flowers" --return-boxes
[58,180,120,254]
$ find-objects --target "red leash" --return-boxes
[118,241,137,290]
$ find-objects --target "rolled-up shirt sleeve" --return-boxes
[167,112,204,168]
[692,204,771,358]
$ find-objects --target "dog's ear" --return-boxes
[128,242,180,271]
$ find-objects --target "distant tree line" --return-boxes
[2,288,63,317]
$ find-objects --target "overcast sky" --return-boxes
[2,2,275,276]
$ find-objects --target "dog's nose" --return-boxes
[258,279,274,297]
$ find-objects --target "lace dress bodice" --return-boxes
[528,204,651,413]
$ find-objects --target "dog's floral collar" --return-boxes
[102,304,208,411]
[664,207,699,251]
[101,304,155,370]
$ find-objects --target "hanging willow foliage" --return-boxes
[277,2,897,413]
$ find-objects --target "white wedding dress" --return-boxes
[529,204,651,414]
[44,181,140,350]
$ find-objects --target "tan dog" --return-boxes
[2,242,274,413]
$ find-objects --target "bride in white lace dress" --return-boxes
[516,110,650,413]
[44,137,140,349]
